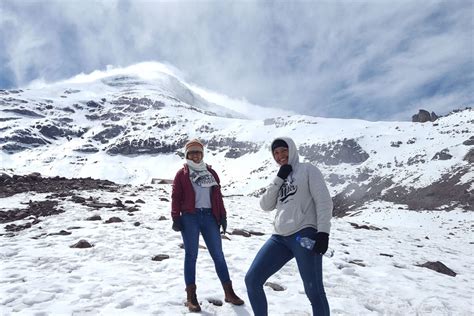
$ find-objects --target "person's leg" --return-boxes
[245,235,294,316]
[180,212,200,286]
[199,209,230,283]
[292,228,330,316]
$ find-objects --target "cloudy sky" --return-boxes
[1,0,472,121]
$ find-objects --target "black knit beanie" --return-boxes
[271,139,288,152]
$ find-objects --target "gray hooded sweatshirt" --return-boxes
[260,137,333,236]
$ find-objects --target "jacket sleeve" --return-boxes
[308,166,333,234]
[259,176,284,211]
[171,170,183,220]
[210,167,227,219]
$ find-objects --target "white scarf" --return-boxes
[186,159,218,187]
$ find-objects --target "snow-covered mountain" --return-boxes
[0,62,472,214]
[1,62,473,315]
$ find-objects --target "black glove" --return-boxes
[220,217,227,234]
[277,164,292,180]
[172,217,182,232]
[313,232,329,255]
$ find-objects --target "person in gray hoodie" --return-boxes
[245,137,333,316]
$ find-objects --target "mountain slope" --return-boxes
[0,62,472,213]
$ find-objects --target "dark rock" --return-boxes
[152,254,170,261]
[412,109,432,123]
[86,215,102,221]
[159,197,169,202]
[231,229,251,237]
[207,298,223,306]
[48,230,72,236]
[328,173,346,186]
[135,199,145,204]
[104,217,124,223]
[158,216,167,221]
[71,195,86,203]
[349,222,382,231]
[407,154,426,166]
[2,108,45,118]
[0,200,61,223]
[390,141,403,148]
[134,222,140,226]
[86,100,101,108]
[333,177,394,216]
[464,148,474,163]
[462,136,474,146]
[92,126,125,142]
[265,282,285,291]
[384,166,472,211]
[249,230,265,236]
[432,149,452,160]
[416,261,456,277]
[124,200,134,204]
[70,239,93,248]
[5,222,32,232]
[380,253,394,257]
[107,137,184,156]
[299,139,369,165]
[74,144,99,153]
[349,260,366,267]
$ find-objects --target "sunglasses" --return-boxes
[188,151,202,155]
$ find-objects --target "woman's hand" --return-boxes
[313,232,329,255]
[172,217,182,232]
[277,164,292,180]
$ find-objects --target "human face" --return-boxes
[273,147,289,166]
[187,151,203,163]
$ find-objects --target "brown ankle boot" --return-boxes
[223,281,245,305]
[185,284,201,312]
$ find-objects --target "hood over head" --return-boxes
[270,137,299,167]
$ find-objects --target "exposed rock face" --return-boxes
[332,177,394,216]
[464,148,474,163]
[416,261,456,277]
[334,166,472,215]
[107,138,186,155]
[92,125,125,143]
[432,149,453,160]
[0,129,50,153]
[463,136,474,146]
[206,137,260,159]
[384,167,472,211]
[0,173,119,198]
[299,139,369,165]
[412,109,438,122]
[0,200,61,223]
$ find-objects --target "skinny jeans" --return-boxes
[180,208,230,285]
[245,227,330,316]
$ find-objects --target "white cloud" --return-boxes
[0,0,472,120]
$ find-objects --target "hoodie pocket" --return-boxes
[274,207,304,234]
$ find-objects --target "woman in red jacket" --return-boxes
[171,138,244,312]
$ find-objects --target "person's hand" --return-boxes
[313,232,329,255]
[277,165,292,180]
[172,217,182,232]
[221,217,227,234]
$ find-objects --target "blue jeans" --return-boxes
[245,227,330,316]
[181,208,230,285]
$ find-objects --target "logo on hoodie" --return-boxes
[279,177,297,203]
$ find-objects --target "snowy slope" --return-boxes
[0,62,473,315]
[1,62,472,212]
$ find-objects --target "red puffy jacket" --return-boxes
[171,164,226,224]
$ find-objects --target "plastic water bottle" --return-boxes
[296,236,315,250]
[296,236,334,258]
